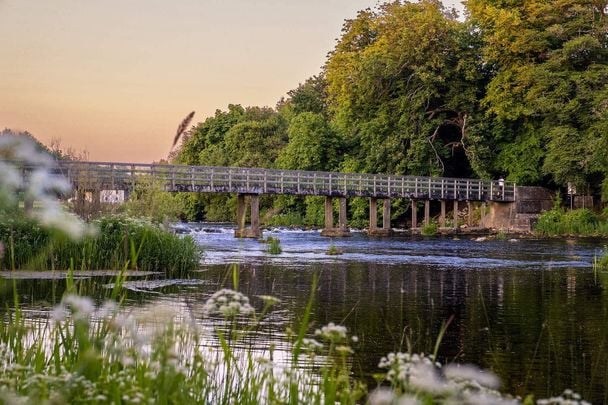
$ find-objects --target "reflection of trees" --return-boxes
[234,262,608,401]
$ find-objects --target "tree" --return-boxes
[467,0,608,191]
[325,1,486,177]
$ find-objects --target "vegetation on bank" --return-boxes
[0,281,589,404]
[0,216,201,275]
[164,0,608,226]
[535,208,608,237]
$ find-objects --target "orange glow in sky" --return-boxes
[0,0,464,162]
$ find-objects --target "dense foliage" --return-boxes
[535,207,608,236]
[171,0,608,224]
[0,216,201,275]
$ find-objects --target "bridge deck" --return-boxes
[38,161,515,202]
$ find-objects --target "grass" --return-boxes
[420,222,438,236]
[326,244,343,255]
[535,208,608,237]
[0,276,580,404]
[0,216,202,276]
[261,236,282,255]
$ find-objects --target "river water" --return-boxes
[4,224,608,403]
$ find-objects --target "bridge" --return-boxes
[25,161,516,237]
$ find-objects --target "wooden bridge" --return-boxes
[27,161,516,237]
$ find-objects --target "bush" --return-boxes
[0,216,202,275]
[535,208,605,236]
[420,222,438,236]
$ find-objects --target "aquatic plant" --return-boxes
[0,287,588,405]
[420,222,438,236]
[0,215,201,275]
[326,244,343,255]
[266,237,282,255]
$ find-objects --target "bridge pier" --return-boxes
[320,196,350,237]
[234,194,262,239]
[23,194,34,214]
[411,200,418,229]
[440,200,446,227]
[368,198,392,236]
[453,200,459,229]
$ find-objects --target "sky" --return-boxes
[0,0,464,163]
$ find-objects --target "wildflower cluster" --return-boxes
[0,132,87,239]
[202,288,255,318]
[537,389,590,405]
[377,352,518,404]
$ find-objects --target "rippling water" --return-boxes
[4,224,608,403]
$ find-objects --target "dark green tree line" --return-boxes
[172,0,608,223]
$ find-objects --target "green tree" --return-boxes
[325,1,486,177]
[277,112,341,172]
[467,0,608,191]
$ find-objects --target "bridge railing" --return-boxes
[29,161,516,202]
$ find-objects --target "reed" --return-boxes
[0,216,201,275]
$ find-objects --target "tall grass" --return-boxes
[535,208,608,237]
[0,283,583,404]
[0,216,201,276]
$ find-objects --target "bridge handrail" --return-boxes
[13,160,516,201]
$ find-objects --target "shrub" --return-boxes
[535,208,605,236]
[420,222,438,236]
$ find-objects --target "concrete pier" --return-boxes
[235,194,262,238]
[368,198,392,236]
[321,196,350,237]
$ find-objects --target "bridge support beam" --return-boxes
[321,196,350,237]
[411,200,418,229]
[368,198,392,236]
[23,194,34,214]
[235,194,262,239]
[453,200,459,229]
[439,200,446,227]
[424,200,430,226]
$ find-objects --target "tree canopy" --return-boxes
[171,0,608,222]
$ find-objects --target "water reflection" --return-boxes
[2,226,608,402]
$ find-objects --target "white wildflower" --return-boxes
[368,387,396,405]
[315,322,348,342]
[444,364,500,390]
[202,289,254,318]
[62,295,95,321]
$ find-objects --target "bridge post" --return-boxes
[235,194,262,239]
[23,194,34,214]
[369,198,378,230]
[424,200,430,226]
[411,200,418,229]
[321,196,350,237]
[368,198,392,236]
[453,200,459,229]
[440,200,446,227]
[467,201,473,226]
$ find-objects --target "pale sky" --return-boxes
[0,0,464,163]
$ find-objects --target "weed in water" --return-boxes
[266,237,282,255]
[326,244,343,255]
[420,222,438,237]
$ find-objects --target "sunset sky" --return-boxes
[1,0,464,163]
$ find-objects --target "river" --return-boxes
[4,224,608,403]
